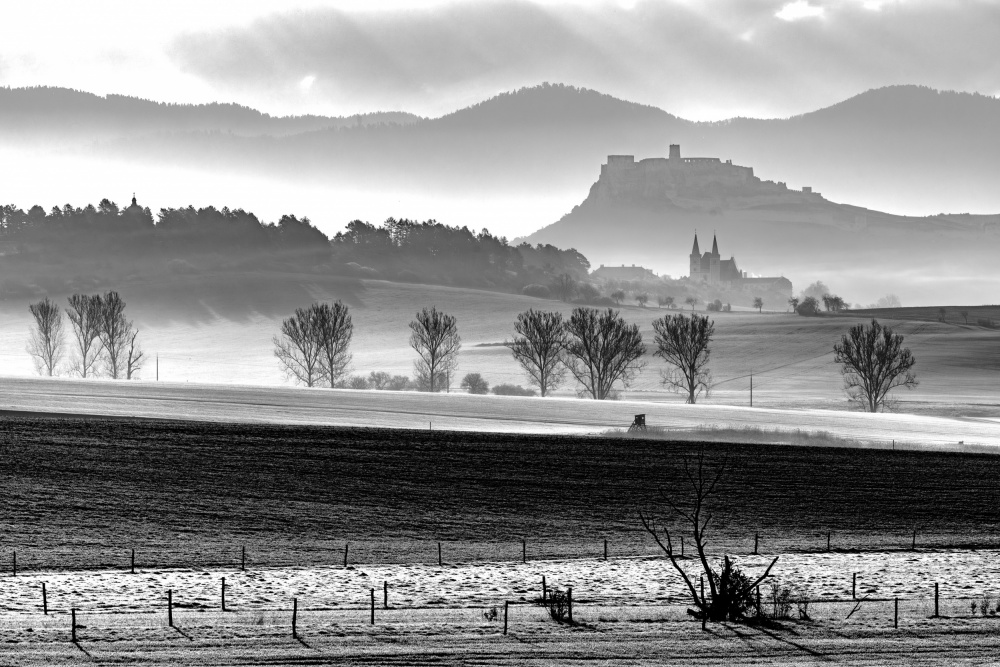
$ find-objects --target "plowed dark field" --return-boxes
[2,415,1000,572]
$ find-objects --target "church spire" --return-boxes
[691,232,700,256]
[711,233,719,255]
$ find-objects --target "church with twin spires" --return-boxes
[689,232,793,295]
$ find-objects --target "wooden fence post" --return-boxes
[567,587,573,625]
[827,532,831,552]
[754,532,759,555]
[756,585,761,616]
[370,588,375,625]
[344,543,349,568]
[934,583,939,618]
[912,530,917,551]
[894,597,899,628]
[542,575,547,602]
[681,537,684,557]
[168,589,173,627]
[42,582,47,615]
[503,601,509,635]
[438,542,442,567]
[603,539,608,561]
[292,597,298,638]
[12,551,16,576]
[221,577,226,612]
[522,539,526,564]
[383,581,388,609]
[241,546,245,572]
[71,608,77,642]
[131,548,135,574]
[852,573,856,600]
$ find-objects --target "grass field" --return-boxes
[1,273,999,419]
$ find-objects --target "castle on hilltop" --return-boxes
[596,144,821,206]
[689,232,792,295]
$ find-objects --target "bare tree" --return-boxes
[506,309,567,397]
[639,450,778,622]
[563,307,645,400]
[787,296,799,312]
[752,296,763,313]
[66,294,103,378]
[125,329,145,380]
[960,310,970,324]
[684,296,698,311]
[636,293,649,308]
[833,319,918,412]
[27,297,64,376]
[653,313,714,404]
[314,300,354,388]
[95,291,138,379]
[274,305,324,387]
[611,289,625,306]
[409,306,461,392]
[549,273,577,302]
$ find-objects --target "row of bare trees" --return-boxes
[27,292,145,379]
[273,300,916,412]
[507,308,716,401]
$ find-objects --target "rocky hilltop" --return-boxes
[520,145,1000,305]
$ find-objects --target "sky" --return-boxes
[1,0,997,121]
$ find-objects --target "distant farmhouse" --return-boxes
[689,232,792,296]
[592,264,658,281]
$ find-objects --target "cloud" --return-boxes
[775,1,824,21]
[167,0,1000,120]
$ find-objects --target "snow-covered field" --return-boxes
[1,549,996,615]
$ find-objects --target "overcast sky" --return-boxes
[1,0,997,120]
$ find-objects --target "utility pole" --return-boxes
[750,374,753,407]
[156,355,159,381]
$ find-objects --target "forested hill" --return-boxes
[0,87,422,142]
[0,200,590,303]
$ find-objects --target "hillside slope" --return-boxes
[1,275,997,418]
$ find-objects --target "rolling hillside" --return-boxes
[0,276,997,419]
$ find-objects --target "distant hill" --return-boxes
[518,144,1000,306]
[0,86,423,143]
[65,83,999,212]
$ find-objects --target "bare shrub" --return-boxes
[639,450,778,623]
[460,372,489,395]
[768,583,793,619]
[347,375,369,390]
[542,587,570,624]
[491,383,537,397]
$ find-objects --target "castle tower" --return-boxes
[669,144,681,160]
[689,233,702,279]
